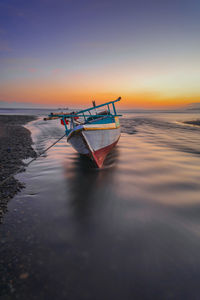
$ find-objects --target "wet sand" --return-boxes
[0,115,37,222]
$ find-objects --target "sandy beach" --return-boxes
[0,115,37,223]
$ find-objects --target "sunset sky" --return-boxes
[0,0,200,108]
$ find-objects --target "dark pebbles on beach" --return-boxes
[0,115,37,222]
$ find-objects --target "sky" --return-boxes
[0,0,200,108]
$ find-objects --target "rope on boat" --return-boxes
[26,133,66,167]
[0,133,66,187]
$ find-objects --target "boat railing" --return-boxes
[44,97,121,120]
[44,97,122,133]
[73,97,121,117]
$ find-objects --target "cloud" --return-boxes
[0,3,25,18]
[0,57,40,65]
[0,28,6,35]
[0,40,12,52]
[28,68,37,73]
[52,68,62,75]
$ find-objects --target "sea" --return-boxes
[1,108,200,299]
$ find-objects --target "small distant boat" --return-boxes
[44,97,122,167]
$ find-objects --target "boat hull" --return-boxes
[67,125,120,168]
[92,137,119,167]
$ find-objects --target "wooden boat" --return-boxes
[44,97,122,168]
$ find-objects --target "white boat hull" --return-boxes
[67,122,120,167]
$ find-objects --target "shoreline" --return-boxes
[0,115,37,223]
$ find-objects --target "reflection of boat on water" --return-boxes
[44,97,122,168]
[64,149,118,222]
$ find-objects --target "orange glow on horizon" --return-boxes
[1,79,200,109]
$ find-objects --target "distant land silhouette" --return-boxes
[0,100,44,109]
[186,103,200,110]
[0,100,200,111]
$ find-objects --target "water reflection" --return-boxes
[64,148,118,223]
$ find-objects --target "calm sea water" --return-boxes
[1,111,200,299]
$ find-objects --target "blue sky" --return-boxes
[0,0,200,107]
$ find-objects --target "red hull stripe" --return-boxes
[91,139,119,168]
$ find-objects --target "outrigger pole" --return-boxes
[44,97,121,120]
[44,97,122,135]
